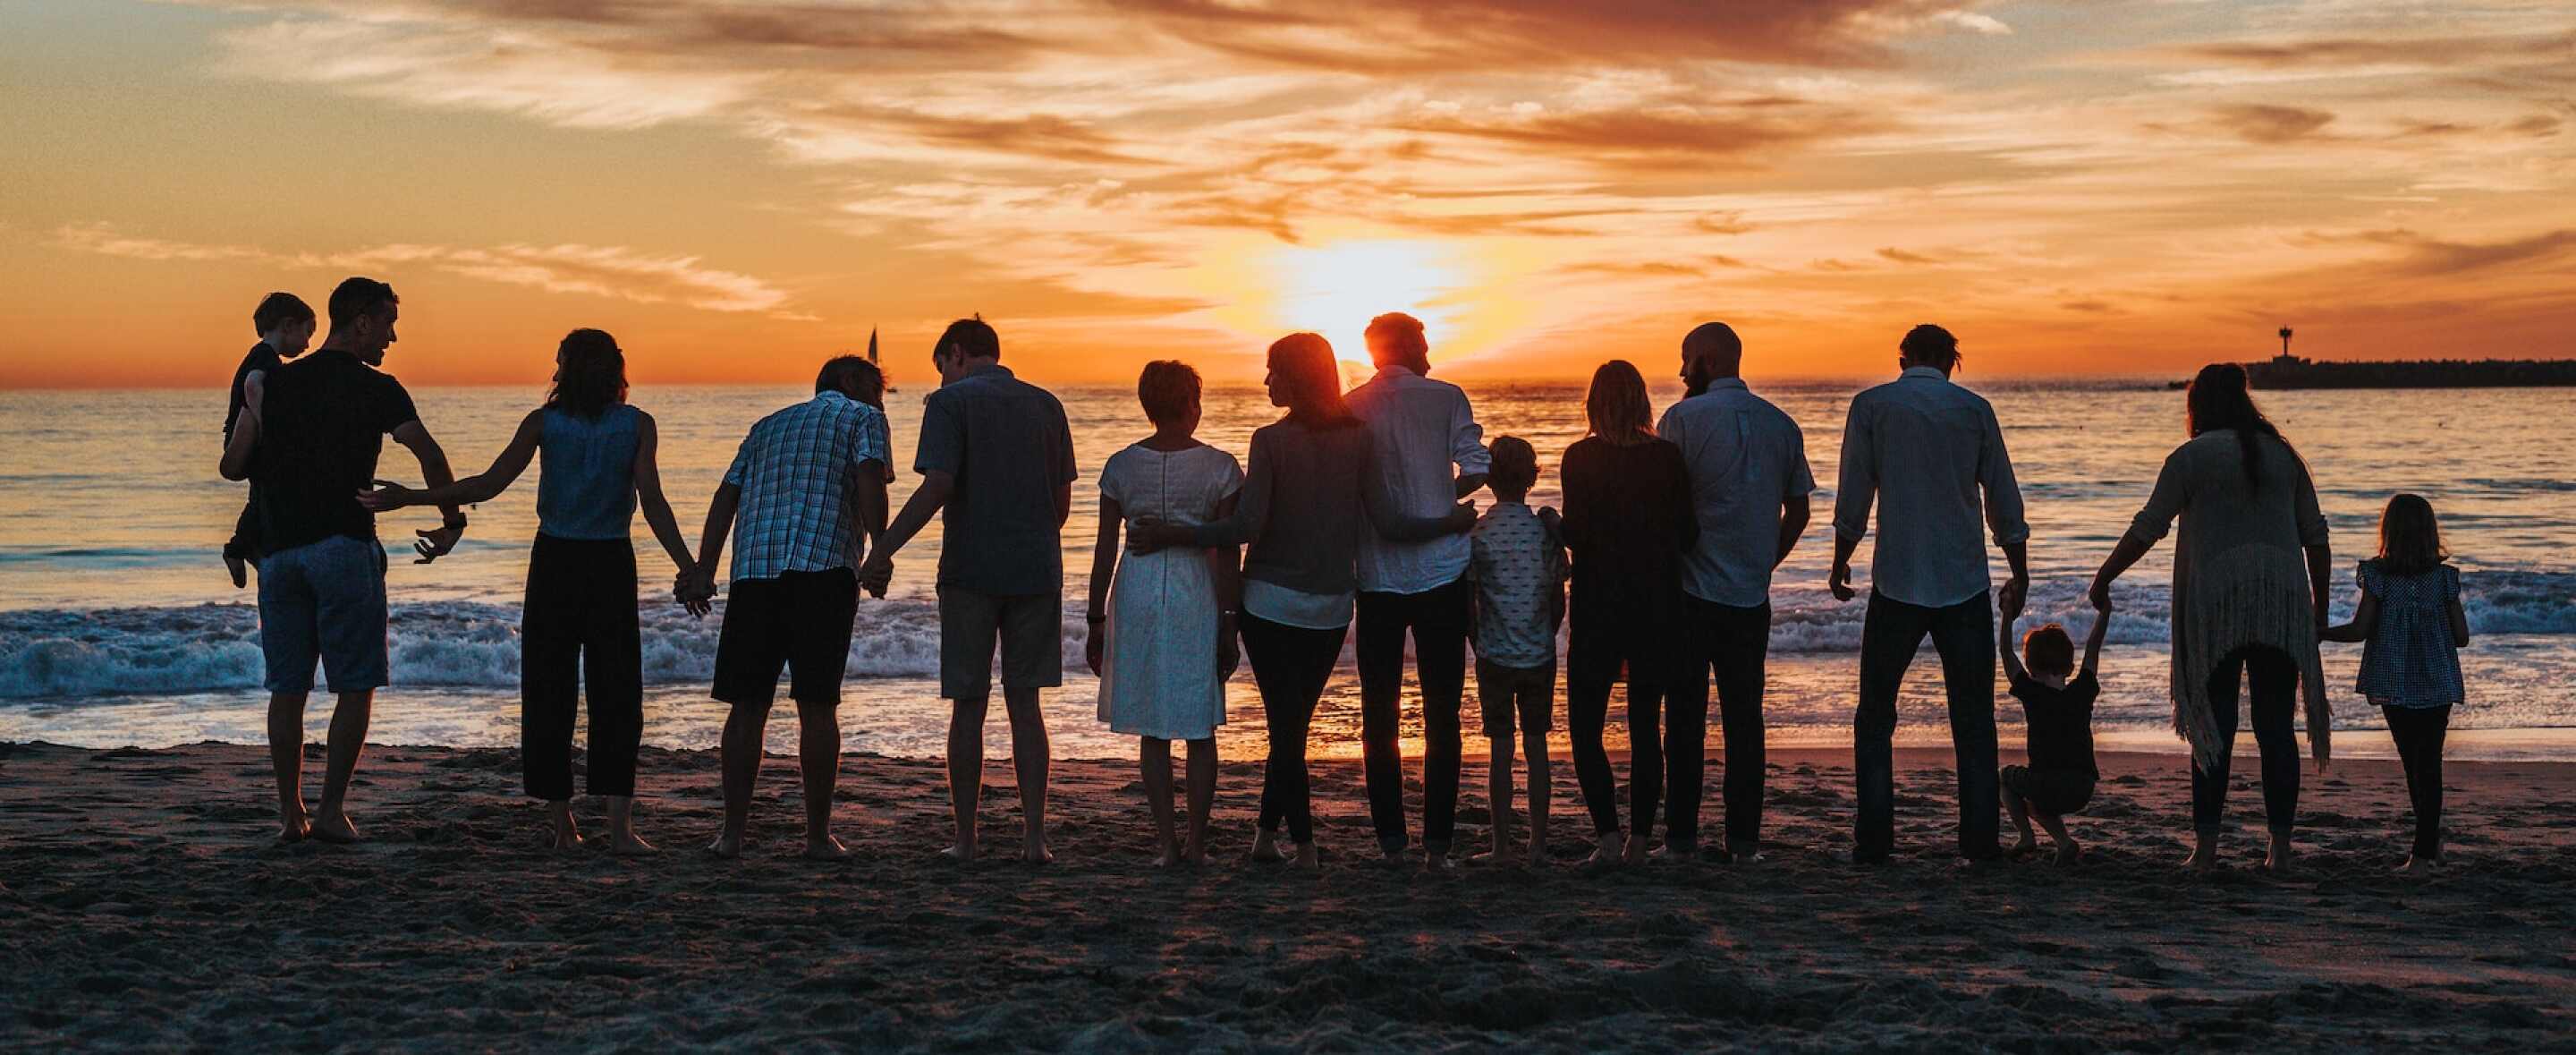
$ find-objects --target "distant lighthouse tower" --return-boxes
[2276,325,2294,363]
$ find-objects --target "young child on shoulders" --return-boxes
[1467,436,1565,869]
[2323,493,2469,872]
[1999,604,2108,865]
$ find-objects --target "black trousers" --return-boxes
[1241,612,1347,846]
[1355,577,1470,854]
[1674,598,1770,851]
[1568,613,1681,839]
[2190,646,2301,835]
[1855,591,1999,861]
[521,534,643,800]
[2384,703,2451,857]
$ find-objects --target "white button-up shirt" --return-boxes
[1831,366,2028,608]
[1346,365,1488,594]
[1657,379,1816,608]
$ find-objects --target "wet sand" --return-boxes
[3,741,2572,1051]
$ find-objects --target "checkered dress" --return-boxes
[723,391,889,582]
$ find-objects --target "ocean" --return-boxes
[3,379,2572,761]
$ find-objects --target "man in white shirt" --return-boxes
[1829,324,2029,864]
[1657,322,1814,863]
[1346,311,1489,872]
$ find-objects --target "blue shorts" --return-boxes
[258,534,390,693]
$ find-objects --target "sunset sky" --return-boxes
[1,0,2569,387]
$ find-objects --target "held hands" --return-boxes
[857,552,894,597]
[674,567,716,618]
[1997,574,2030,622]
[2088,576,2114,613]
[1828,562,1857,602]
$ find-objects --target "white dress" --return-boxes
[1097,442,1243,740]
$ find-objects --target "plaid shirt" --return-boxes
[723,390,889,582]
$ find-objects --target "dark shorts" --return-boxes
[1475,658,1555,738]
[257,534,390,694]
[939,588,1063,700]
[2001,764,2095,817]
[712,568,858,709]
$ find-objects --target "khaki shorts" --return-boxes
[938,588,1063,699]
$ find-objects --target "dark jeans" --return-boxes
[1241,612,1347,846]
[1568,617,1679,839]
[2190,646,2301,836]
[521,534,643,800]
[1855,590,1998,861]
[1356,577,1470,854]
[1674,598,1770,852]
[2385,704,2452,857]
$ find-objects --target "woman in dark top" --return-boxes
[1560,360,1699,868]
[1130,333,1467,872]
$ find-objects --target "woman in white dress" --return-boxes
[1085,361,1243,866]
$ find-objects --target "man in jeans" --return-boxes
[862,318,1075,864]
[682,356,891,860]
[219,277,466,844]
[1830,324,2029,864]
[1657,322,1813,864]
[1346,311,1488,872]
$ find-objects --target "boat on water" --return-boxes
[2168,327,2576,389]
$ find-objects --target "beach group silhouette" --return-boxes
[219,277,2473,874]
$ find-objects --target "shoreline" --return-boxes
[4,740,2572,1049]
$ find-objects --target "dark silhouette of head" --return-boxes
[324,277,399,364]
[1265,332,1354,426]
[1682,321,1741,396]
[253,293,316,357]
[1487,436,1538,502]
[2021,624,2075,679]
[1364,312,1431,375]
[547,328,628,419]
[816,354,884,405]
[1585,360,1657,447]
[2376,492,2447,577]
[932,315,1000,383]
[1899,324,1960,374]
[1138,360,1202,430]
[2185,362,2292,489]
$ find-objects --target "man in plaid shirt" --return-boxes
[682,355,890,859]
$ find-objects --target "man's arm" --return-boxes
[1980,405,2032,619]
[388,420,468,563]
[368,410,540,509]
[869,472,953,567]
[684,481,741,614]
[1827,399,1875,601]
[1450,390,1490,499]
[1775,494,1811,569]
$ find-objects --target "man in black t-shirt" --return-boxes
[220,277,467,845]
[1997,608,2109,865]
[220,292,317,588]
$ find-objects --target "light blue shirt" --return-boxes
[536,404,640,540]
[1831,367,2029,608]
[1657,379,1815,608]
[1346,365,1488,594]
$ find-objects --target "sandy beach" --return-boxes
[4,740,2572,1051]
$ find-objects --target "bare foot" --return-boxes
[939,841,976,864]
[1379,846,1410,871]
[2182,833,2221,872]
[1023,843,1056,866]
[547,827,585,851]
[2008,837,2040,860]
[1650,840,1699,864]
[1727,845,1766,865]
[803,835,852,861]
[308,810,360,845]
[2262,834,2294,874]
[1525,839,1549,871]
[1155,842,1182,869]
[706,830,744,859]
[1249,830,1285,864]
[1292,842,1321,875]
[2052,840,2083,866]
[1623,833,1651,867]
[275,813,309,845]
[225,554,249,590]
[609,830,657,855]
[1420,852,1456,878]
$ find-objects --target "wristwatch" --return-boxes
[442,513,470,531]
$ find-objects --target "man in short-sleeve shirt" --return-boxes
[1656,322,1815,862]
[681,355,891,859]
[862,318,1076,864]
[219,277,467,845]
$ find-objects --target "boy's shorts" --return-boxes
[1475,658,1555,739]
[2000,764,2096,817]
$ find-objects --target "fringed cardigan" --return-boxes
[2126,430,2332,770]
